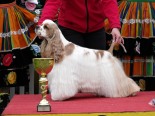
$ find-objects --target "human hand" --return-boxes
[111,28,124,44]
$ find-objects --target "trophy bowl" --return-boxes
[33,58,54,112]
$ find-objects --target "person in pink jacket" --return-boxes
[38,0,123,50]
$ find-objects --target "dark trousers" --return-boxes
[59,25,106,50]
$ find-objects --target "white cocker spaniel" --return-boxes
[35,19,140,101]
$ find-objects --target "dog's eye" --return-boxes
[43,25,49,30]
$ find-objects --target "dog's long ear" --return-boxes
[50,26,65,63]
[40,39,48,57]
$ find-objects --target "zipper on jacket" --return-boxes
[85,0,89,32]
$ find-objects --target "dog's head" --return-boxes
[35,19,57,39]
[35,20,64,62]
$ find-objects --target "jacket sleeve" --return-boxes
[38,0,61,25]
[102,0,121,29]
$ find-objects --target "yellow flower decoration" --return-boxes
[7,71,17,84]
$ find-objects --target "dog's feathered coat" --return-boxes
[35,19,140,101]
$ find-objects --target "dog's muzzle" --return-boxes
[35,25,40,33]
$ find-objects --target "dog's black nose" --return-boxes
[35,25,40,30]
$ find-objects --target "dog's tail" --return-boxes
[108,42,127,54]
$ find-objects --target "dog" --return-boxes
[35,19,140,101]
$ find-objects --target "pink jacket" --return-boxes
[38,0,121,33]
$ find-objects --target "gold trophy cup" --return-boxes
[33,58,54,112]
